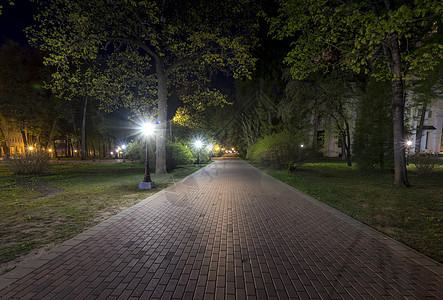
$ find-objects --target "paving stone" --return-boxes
[0,159,441,299]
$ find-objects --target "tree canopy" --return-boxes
[27,0,259,174]
[266,0,442,187]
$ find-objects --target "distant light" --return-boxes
[110,151,114,155]
[74,149,78,153]
[215,146,220,151]
[207,144,213,151]
[232,148,235,151]
[194,140,203,149]
[300,144,304,148]
[406,140,413,147]
[28,146,34,151]
[121,145,127,150]
[48,149,52,152]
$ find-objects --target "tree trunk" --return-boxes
[382,32,410,188]
[53,140,58,158]
[20,121,28,150]
[343,122,352,167]
[46,118,57,150]
[66,138,70,157]
[391,79,409,187]
[81,97,88,160]
[155,64,168,175]
[414,102,427,154]
[313,113,319,150]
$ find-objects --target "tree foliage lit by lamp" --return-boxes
[139,122,155,190]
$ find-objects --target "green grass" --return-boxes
[0,161,205,269]
[267,162,443,263]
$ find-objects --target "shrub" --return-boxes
[125,141,150,160]
[125,140,194,171]
[6,151,51,175]
[166,142,193,171]
[411,152,439,175]
[247,132,310,169]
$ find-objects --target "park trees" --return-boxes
[28,0,258,174]
[0,40,60,151]
[267,0,442,187]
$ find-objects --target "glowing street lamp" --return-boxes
[28,146,34,151]
[194,139,203,166]
[139,122,155,190]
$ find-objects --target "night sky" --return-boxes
[0,0,36,45]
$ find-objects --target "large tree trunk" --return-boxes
[414,102,427,154]
[155,65,168,175]
[81,97,88,160]
[383,33,410,188]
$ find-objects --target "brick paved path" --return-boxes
[1,159,442,299]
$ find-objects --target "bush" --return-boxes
[6,151,51,175]
[247,132,310,169]
[411,152,439,175]
[166,142,194,171]
[125,140,193,172]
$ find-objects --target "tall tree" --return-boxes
[28,0,258,174]
[267,0,442,187]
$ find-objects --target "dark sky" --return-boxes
[0,0,36,45]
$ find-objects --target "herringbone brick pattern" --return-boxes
[0,159,441,299]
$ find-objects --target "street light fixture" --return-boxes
[194,140,203,166]
[139,122,156,190]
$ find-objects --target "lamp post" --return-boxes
[194,140,203,167]
[121,144,127,163]
[139,122,155,190]
[406,140,413,165]
[207,144,213,161]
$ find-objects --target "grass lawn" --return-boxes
[0,161,205,271]
[267,161,442,263]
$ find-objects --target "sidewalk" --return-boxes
[1,159,442,299]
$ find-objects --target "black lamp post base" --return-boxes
[139,181,155,190]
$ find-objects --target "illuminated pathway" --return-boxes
[1,159,442,299]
